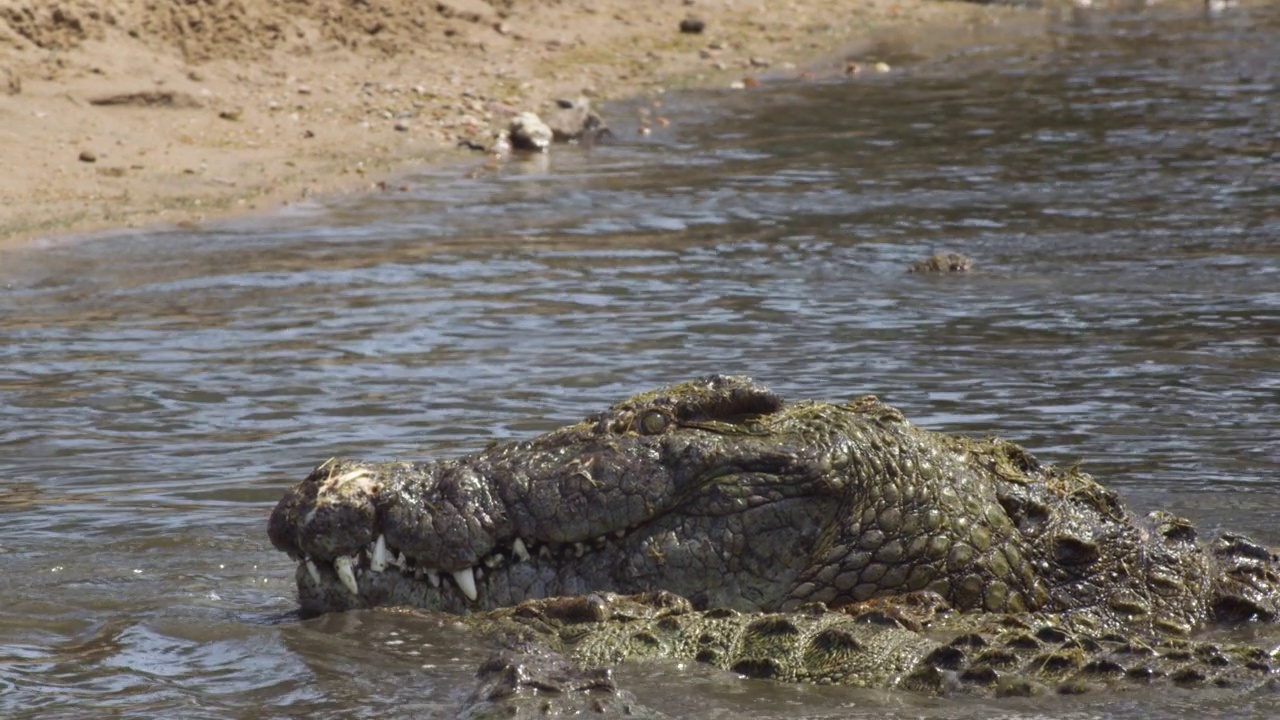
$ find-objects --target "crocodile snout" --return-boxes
[268,458,383,562]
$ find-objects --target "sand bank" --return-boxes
[0,0,1045,249]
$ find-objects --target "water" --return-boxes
[2,2,1280,717]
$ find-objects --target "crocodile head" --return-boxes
[269,375,914,614]
[269,374,1280,627]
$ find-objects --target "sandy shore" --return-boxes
[0,0,1045,250]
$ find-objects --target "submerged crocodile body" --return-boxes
[268,375,1280,704]
[444,591,1280,701]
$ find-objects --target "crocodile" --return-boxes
[268,374,1279,636]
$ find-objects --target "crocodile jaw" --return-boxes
[268,458,655,613]
[289,530,638,614]
[270,454,839,614]
[267,376,850,614]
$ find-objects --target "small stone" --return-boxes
[508,111,553,151]
[749,57,770,68]
[545,96,609,143]
[78,150,97,163]
[874,61,892,73]
[679,17,706,34]
[394,121,410,132]
[219,107,243,121]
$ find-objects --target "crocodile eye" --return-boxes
[638,410,669,435]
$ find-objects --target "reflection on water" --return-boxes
[2,3,1279,717]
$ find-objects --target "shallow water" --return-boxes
[2,2,1279,718]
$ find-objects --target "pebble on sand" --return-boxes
[679,17,706,33]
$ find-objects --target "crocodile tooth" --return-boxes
[474,567,485,581]
[392,552,407,570]
[370,535,389,572]
[613,529,626,539]
[426,569,440,587]
[512,538,530,562]
[594,536,607,549]
[539,544,553,559]
[335,555,359,595]
[305,559,321,586]
[574,542,585,558]
[453,568,478,601]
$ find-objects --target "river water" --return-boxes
[2,2,1279,718]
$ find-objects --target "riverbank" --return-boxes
[0,0,1044,249]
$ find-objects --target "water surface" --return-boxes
[2,3,1279,717]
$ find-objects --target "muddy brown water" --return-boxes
[3,4,1280,718]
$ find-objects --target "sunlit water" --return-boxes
[2,3,1279,718]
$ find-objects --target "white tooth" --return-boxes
[539,545,552,559]
[512,538,530,561]
[594,537,607,548]
[484,555,498,568]
[395,552,407,569]
[335,555,359,595]
[370,535,389,572]
[305,559,321,585]
[426,569,440,587]
[574,542,585,558]
[614,529,626,539]
[475,567,485,580]
[453,568,478,601]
